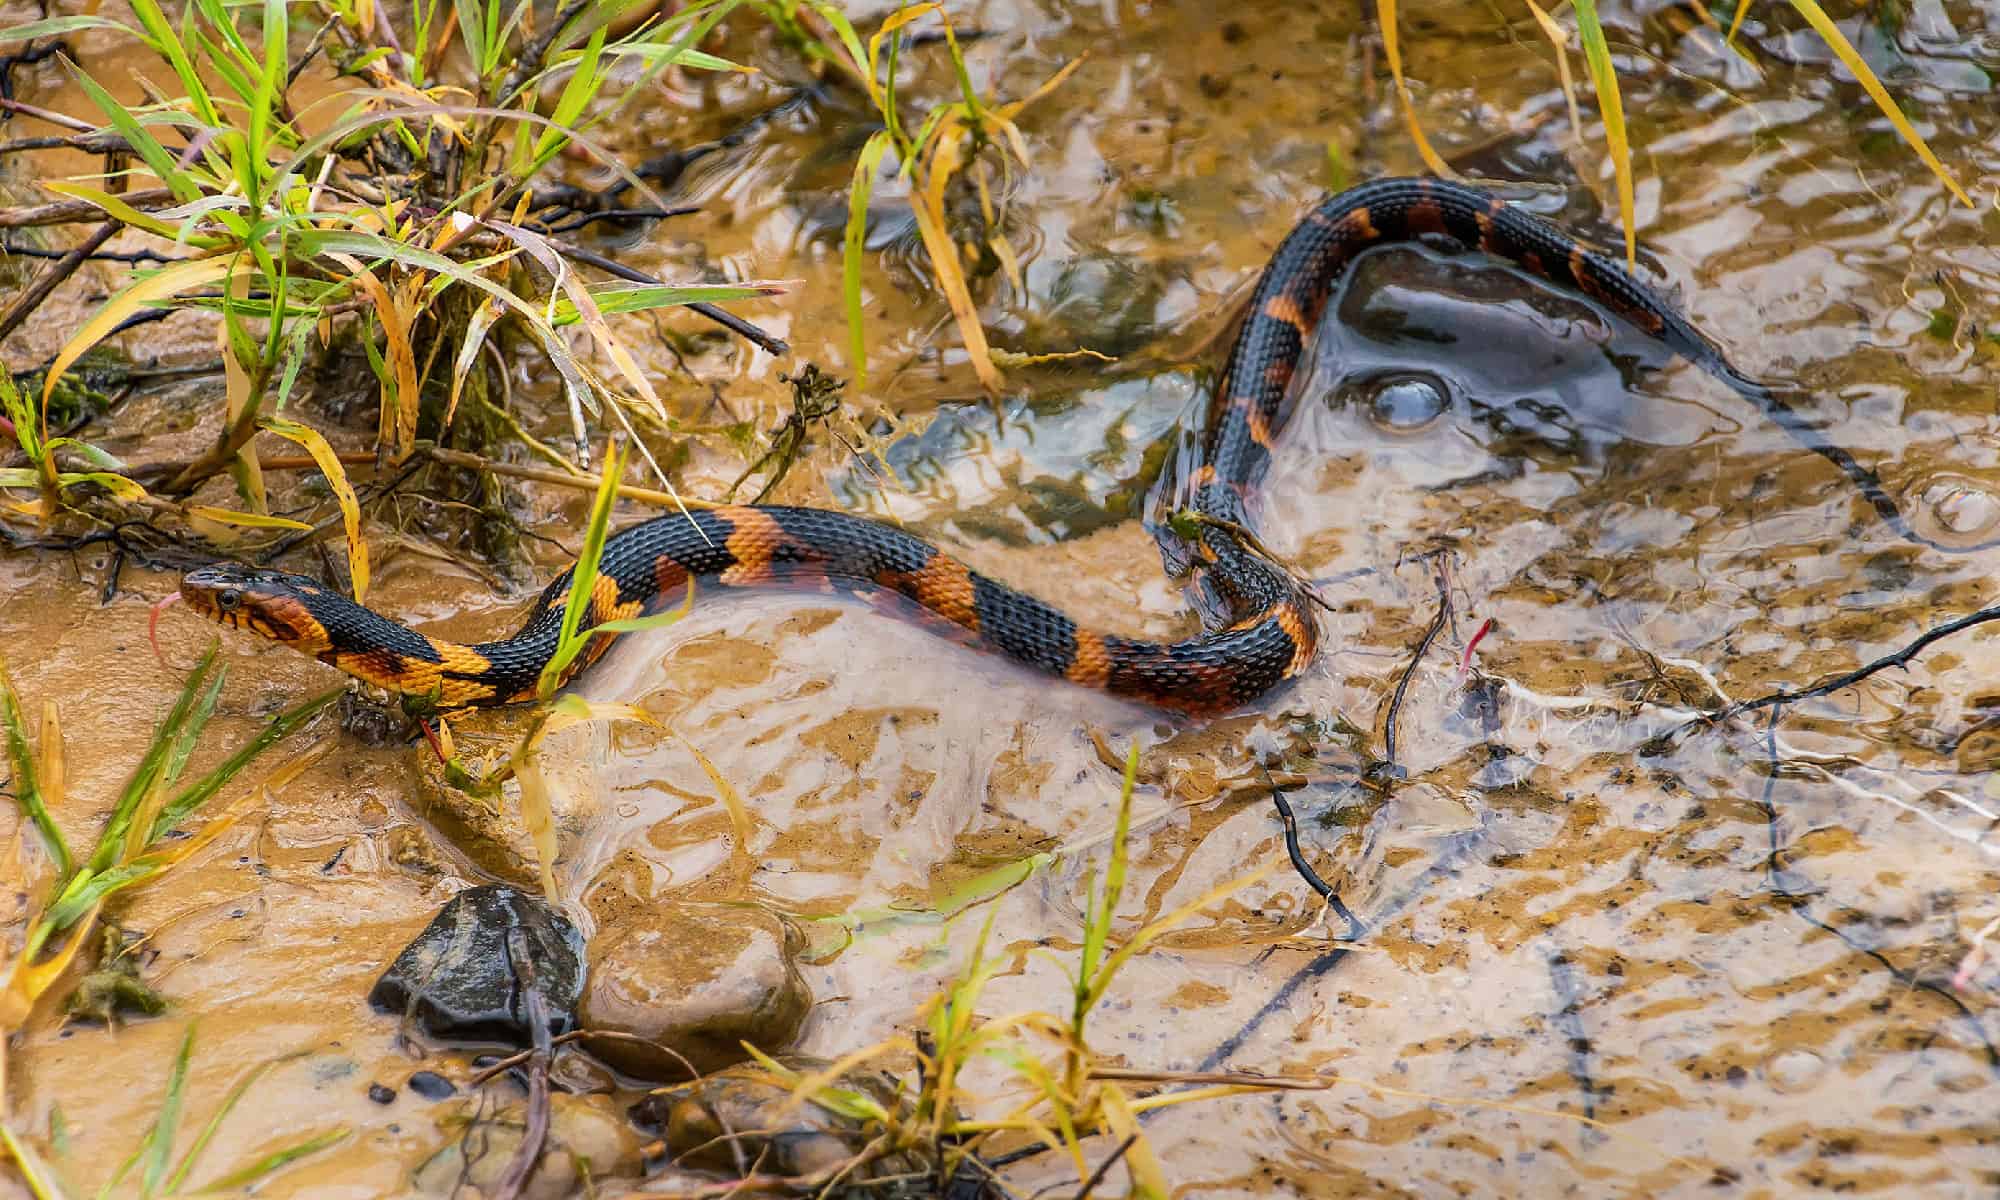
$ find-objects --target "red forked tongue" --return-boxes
[149,592,181,668]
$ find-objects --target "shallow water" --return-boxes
[2,1,1999,1196]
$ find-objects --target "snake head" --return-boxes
[179,564,336,654]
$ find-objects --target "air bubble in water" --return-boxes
[1909,474,2000,549]
[1364,373,1450,434]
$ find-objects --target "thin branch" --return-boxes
[554,241,790,357]
[0,220,120,343]
[0,189,175,229]
[1721,603,2000,720]
[1268,780,1364,940]
[1380,553,1452,770]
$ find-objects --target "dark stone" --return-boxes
[406,1071,456,1101]
[369,884,585,1047]
[367,1083,396,1104]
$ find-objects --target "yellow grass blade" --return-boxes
[1571,0,1636,268]
[1524,0,1584,148]
[40,181,192,241]
[42,257,233,407]
[35,702,63,826]
[1726,0,1752,43]
[1097,1083,1168,1199]
[325,252,420,460]
[0,900,100,1028]
[671,732,751,857]
[259,417,369,602]
[913,132,1002,395]
[1376,0,1452,176]
[185,505,314,531]
[1787,0,1970,206]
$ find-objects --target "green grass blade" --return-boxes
[146,0,220,126]
[88,644,221,876]
[139,1025,198,1198]
[163,652,227,789]
[0,655,71,875]
[452,0,487,78]
[0,14,139,40]
[531,25,607,168]
[164,1058,283,1192]
[1570,0,1635,268]
[191,1128,348,1193]
[560,281,781,323]
[536,441,625,698]
[247,0,290,201]
[843,129,893,388]
[0,1121,70,1200]
[148,686,342,842]
[61,61,196,204]
[1077,742,1137,1013]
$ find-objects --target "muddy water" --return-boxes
[4,1,2000,1196]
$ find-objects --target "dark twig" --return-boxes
[0,220,120,343]
[490,927,553,1200]
[0,41,71,105]
[1721,603,2000,721]
[1380,552,1453,770]
[1071,1134,1137,1200]
[534,205,700,235]
[1,238,185,264]
[554,241,789,357]
[1754,713,2000,1071]
[1268,781,1364,941]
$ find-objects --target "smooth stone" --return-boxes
[412,1092,639,1200]
[370,884,585,1047]
[581,903,811,1080]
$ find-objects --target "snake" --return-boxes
[177,177,1911,716]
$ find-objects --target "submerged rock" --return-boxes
[370,884,585,1046]
[631,1057,916,1179]
[412,1092,640,1200]
[580,902,811,1080]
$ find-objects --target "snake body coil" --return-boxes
[181,178,1903,714]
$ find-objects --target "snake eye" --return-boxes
[216,588,243,612]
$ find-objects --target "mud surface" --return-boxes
[2,2,1998,1195]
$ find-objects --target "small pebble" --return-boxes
[407,1070,456,1101]
[367,1083,396,1105]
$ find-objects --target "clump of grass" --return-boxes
[5,1024,346,1199]
[771,1,1079,395]
[0,0,782,579]
[0,645,336,1026]
[1379,0,1972,266]
[676,744,1279,1196]
[0,646,339,1191]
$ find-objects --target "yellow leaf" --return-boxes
[40,181,191,240]
[912,138,1002,395]
[43,257,233,408]
[0,901,99,1027]
[36,702,62,823]
[1786,0,1970,207]
[1098,1084,1169,1199]
[259,416,369,603]
[185,505,314,531]
[325,252,420,461]
[1376,0,1453,177]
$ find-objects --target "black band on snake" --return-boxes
[179,177,1915,716]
